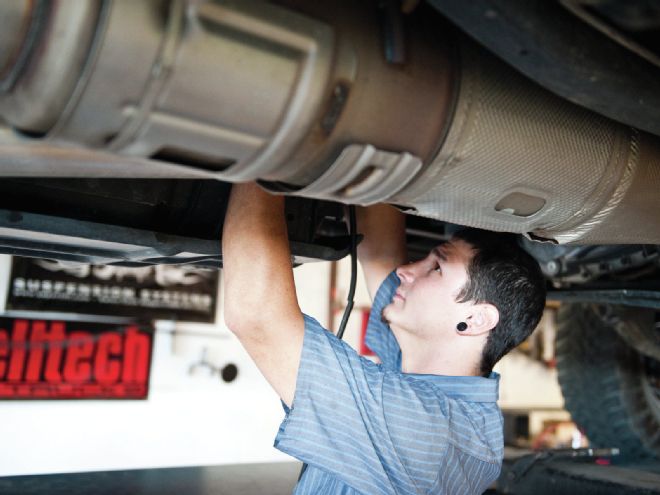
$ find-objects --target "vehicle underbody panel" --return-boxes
[1,0,659,245]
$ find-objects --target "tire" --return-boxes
[555,303,660,460]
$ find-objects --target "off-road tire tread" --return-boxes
[555,303,659,459]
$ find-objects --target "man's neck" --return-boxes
[393,327,481,377]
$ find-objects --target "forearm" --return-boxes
[356,205,407,297]
[222,183,300,332]
[356,204,407,264]
[222,183,303,406]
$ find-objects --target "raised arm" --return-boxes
[356,204,408,300]
[222,183,304,406]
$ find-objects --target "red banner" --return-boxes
[359,309,374,356]
[0,317,153,399]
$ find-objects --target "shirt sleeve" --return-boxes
[364,271,402,369]
[274,315,450,495]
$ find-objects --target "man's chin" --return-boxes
[381,305,393,325]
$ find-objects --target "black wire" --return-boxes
[337,206,358,340]
[299,205,358,481]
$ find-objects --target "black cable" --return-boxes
[299,205,358,481]
[337,205,358,340]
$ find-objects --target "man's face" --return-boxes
[383,238,474,339]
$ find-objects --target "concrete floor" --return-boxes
[3,457,660,495]
[0,462,302,495]
[500,453,660,495]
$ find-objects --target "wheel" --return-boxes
[555,303,660,459]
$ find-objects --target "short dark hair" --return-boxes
[451,229,546,376]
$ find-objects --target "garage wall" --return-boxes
[0,257,330,477]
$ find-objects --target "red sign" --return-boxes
[359,309,375,356]
[0,317,153,399]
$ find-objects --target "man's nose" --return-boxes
[396,263,416,283]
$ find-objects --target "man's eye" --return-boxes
[434,264,442,274]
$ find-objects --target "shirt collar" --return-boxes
[403,371,500,403]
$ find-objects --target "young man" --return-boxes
[222,183,546,494]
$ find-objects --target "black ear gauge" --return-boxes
[456,322,468,332]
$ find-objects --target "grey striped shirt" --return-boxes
[275,271,503,494]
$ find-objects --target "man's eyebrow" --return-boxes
[432,247,448,261]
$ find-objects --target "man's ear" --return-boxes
[465,303,499,336]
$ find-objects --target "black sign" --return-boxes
[7,257,218,323]
[0,316,153,400]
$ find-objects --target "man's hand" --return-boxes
[356,205,408,299]
[222,183,304,407]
